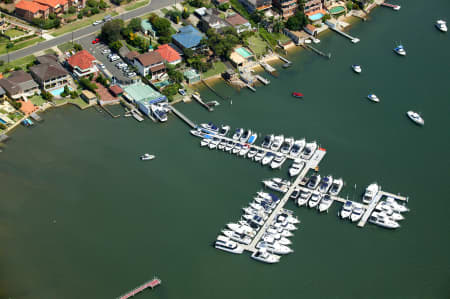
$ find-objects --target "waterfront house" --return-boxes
[198,8,230,33]
[109,85,123,97]
[0,70,40,100]
[155,44,182,66]
[229,46,255,68]
[183,69,201,84]
[304,0,326,22]
[133,51,166,79]
[15,0,49,21]
[171,25,205,50]
[124,50,139,64]
[272,0,298,19]
[122,82,166,117]
[237,0,272,13]
[95,82,120,106]
[66,50,98,79]
[80,89,97,105]
[30,55,70,92]
[304,24,318,36]
[225,13,252,34]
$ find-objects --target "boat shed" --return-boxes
[184,69,201,84]
[122,82,166,116]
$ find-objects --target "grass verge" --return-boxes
[125,0,149,11]
[0,55,35,73]
[51,11,118,37]
[0,37,44,55]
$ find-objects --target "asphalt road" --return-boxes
[0,0,168,62]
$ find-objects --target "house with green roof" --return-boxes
[122,82,166,116]
[141,20,156,38]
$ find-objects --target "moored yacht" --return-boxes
[308,192,321,208]
[270,135,284,151]
[200,137,211,147]
[340,200,353,219]
[239,145,250,157]
[289,161,305,177]
[226,223,256,237]
[280,137,294,154]
[151,104,168,122]
[221,230,252,245]
[369,213,400,229]
[367,94,380,103]
[247,132,257,145]
[218,125,230,136]
[224,140,235,152]
[215,235,244,254]
[385,197,409,213]
[297,190,312,207]
[406,111,424,126]
[251,248,280,264]
[307,174,321,190]
[263,234,292,246]
[362,183,380,204]
[290,139,306,157]
[352,64,362,73]
[254,150,266,162]
[240,129,252,143]
[394,44,406,56]
[436,20,447,32]
[263,180,288,193]
[301,141,317,159]
[329,178,344,196]
[247,147,258,159]
[232,144,243,155]
[217,139,227,150]
[318,194,333,212]
[256,241,292,255]
[350,203,365,222]
[270,154,287,169]
[232,128,243,140]
[208,137,220,149]
[261,152,275,165]
[261,134,274,148]
[318,175,333,193]
[267,226,293,238]
[200,122,219,133]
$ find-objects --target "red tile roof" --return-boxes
[226,13,249,26]
[34,0,67,8]
[15,0,49,13]
[109,85,123,96]
[67,50,96,70]
[155,44,181,63]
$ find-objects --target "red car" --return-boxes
[92,38,100,44]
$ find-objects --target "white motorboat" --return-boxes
[217,139,227,150]
[257,241,293,255]
[232,128,243,140]
[318,194,333,212]
[224,140,235,152]
[308,193,321,208]
[369,213,400,229]
[226,223,255,237]
[290,186,301,199]
[280,137,294,154]
[263,234,292,246]
[218,125,230,136]
[215,235,244,254]
[289,161,305,177]
[385,197,409,213]
[140,153,155,160]
[272,220,297,231]
[307,174,321,190]
[261,134,274,148]
[340,200,353,219]
[375,203,404,220]
[277,213,300,225]
[247,147,258,159]
[208,137,220,149]
[318,175,333,193]
[301,141,317,160]
[239,145,250,157]
[297,191,312,207]
[394,44,406,56]
[221,230,252,245]
[243,214,265,226]
[406,111,424,126]
[200,138,211,147]
[436,20,447,32]
[290,139,306,157]
[267,226,293,238]
[350,203,365,222]
[254,150,266,162]
[362,183,380,204]
[270,135,284,151]
[190,129,205,138]
[232,144,242,155]
[247,132,257,145]
[200,122,219,132]
[261,152,275,165]
[151,104,168,122]
[263,180,288,193]
[329,178,344,196]
[251,248,280,264]
[270,154,287,169]
[256,191,271,201]
[367,94,380,103]
[352,64,362,73]
[240,129,252,143]
[271,177,291,186]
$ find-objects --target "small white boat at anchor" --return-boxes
[140,153,155,160]
[406,111,424,126]
[435,20,447,32]
[394,44,406,56]
[352,65,362,73]
[367,94,380,103]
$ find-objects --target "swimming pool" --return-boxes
[329,6,345,14]
[50,86,73,97]
[309,12,324,21]
[236,47,253,58]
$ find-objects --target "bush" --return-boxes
[78,13,83,19]
[79,77,98,92]
[41,91,53,101]
[68,6,76,13]
[99,0,107,9]
[91,7,99,14]
[6,43,13,49]
[73,43,83,51]
[109,40,123,52]
[218,3,229,11]
[70,91,78,99]
[181,10,190,19]
[0,60,4,66]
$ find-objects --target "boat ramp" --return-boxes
[117,277,161,299]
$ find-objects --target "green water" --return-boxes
[1,2,450,298]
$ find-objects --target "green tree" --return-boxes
[100,19,124,44]
[128,17,142,32]
[167,65,184,83]
[183,48,194,59]
[181,10,190,19]
[73,43,83,51]
[109,40,123,52]
[68,6,76,13]
[99,0,107,9]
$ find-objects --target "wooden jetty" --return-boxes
[259,61,277,76]
[30,112,42,122]
[326,21,360,43]
[117,277,161,299]
[246,84,256,92]
[192,93,214,112]
[255,75,270,85]
[380,2,400,10]
[201,79,230,101]
[303,44,331,59]
[169,105,196,128]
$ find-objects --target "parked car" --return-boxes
[93,20,103,26]
[102,49,111,54]
[92,38,100,44]
[98,63,106,69]
[110,56,120,62]
[178,89,186,96]
[127,72,136,78]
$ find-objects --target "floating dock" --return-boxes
[169,106,196,128]
[117,277,161,299]
[30,112,42,122]
[255,75,270,85]
[192,93,214,112]
[329,26,360,43]
[131,110,144,122]
[380,2,400,10]
[303,44,331,59]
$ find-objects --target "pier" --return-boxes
[325,20,360,43]
[192,93,214,112]
[201,80,230,101]
[30,112,42,122]
[303,44,331,59]
[380,2,400,10]
[117,277,161,299]
[246,84,256,92]
[259,61,277,76]
[255,75,270,85]
[169,106,196,128]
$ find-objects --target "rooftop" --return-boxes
[141,19,156,32]
[172,25,204,49]
[67,50,96,70]
[122,82,165,103]
[30,63,68,81]
[155,44,181,63]
[34,0,67,8]
[15,0,48,13]
[135,51,163,67]
[226,13,249,26]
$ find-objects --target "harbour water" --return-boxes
[1,1,450,298]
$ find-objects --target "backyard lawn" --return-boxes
[69,97,89,109]
[0,55,35,73]
[202,61,226,78]
[247,35,268,57]
[29,95,45,106]
[4,29,26,38]
[51,11,118,37]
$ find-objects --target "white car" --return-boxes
[110,56,119,62]
[93,20,103,26]
[127,72,136,77]
[98,63,106,69]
